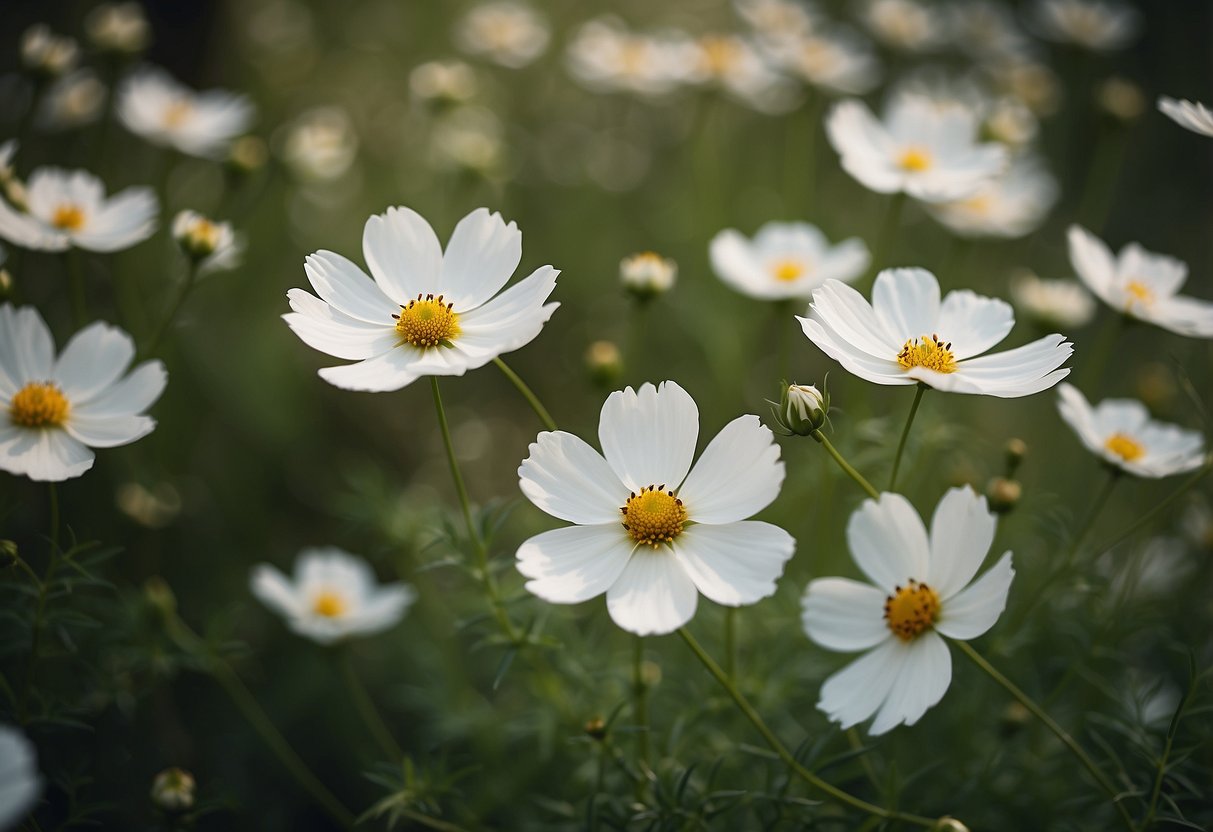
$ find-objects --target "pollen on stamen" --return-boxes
[898,147,933,172]
[883,578,940,641]
[9,381,70,428]
[897,333,957,374]
[620,484,688,547]
[395,295,461,348]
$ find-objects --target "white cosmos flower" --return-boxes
[1158,96,1213,138]
[1068,225,1213,338]
[117,67,254,158]
[0,725,41,829]
[1009,272,1096,330]
[857,0,945,53]
[0,305,167,482]
[947,1,1033,63]
[799,267,1073,397]
[279,107,358,182]
[803,487,1014,734]
[1057,384,1207,479]
[39,70,106,131]
[735,0,821,40]
[926,157,1058,239]
[620,251,677,298]
[766,25,882,96]
[251,547,416,645]
[516,381,795,636]
[284,206,558,392]
[565,18,692,98]
[689,35,799,115]
[172,210,241,274]
[454,1,550,69]
[0,168,156,253]
[1031,0,1140,51]
[709,221,869,301]
[826,92,1007,202]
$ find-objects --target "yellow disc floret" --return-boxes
[1104,432,1144,462]
[621,485,687,547]
[311,590,347,618]
[897,334,957,374]
[884,579,940,641]
[898,147,933,172]
[394,294,461,348]
[52,203,85,230]
[10,382,70,428]
[1124,280,1153,309]
[163,99,193,128]
[771,259,806,282]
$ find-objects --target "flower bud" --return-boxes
[933,818,971,832]
[1097,77,1145,122]
[172,210,231,262]
[773,382,829,436]
[85,3,151,55]
[0,539,18,568]
[21,25,79,79]
[0,269,13,298]
[151,767,195,812]
[620,252,676,301]
[583,717,607,740]
[985,477,1021,513]
[144,577,177,620]
[4,179,28,212]
[1004,438,1027,476]
[584,340,623,387]
[227,135,268,175]
[409,61,478,109]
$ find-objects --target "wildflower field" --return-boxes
[1,0,1212,829]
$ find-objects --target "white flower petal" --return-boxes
[801,316,916,386]
[64,413,154,448]
[871,268,941,342]
[605,549,698,636]
[599,381,699,493]
[0,427,95,481]
[519,430,629,525]
[439,208,522,310]
[935,552,1014,640]
[805,279,901,358]
[817,637,904,730]
[71,187,157,252]
[50,320,134,401]
[936,290,1013,360]
[303,250,396,325]
[0,198,69,251]
[802,577,892,652]
[362,206,443,304]
[1067,225,1118,305]
[847,493,930,592]
[868,631,951,734]
[0,304,54,381]
[673,521,795,606]
[251,564,305,618]
[70,360,166,417]
[316,347,430,392]
[928,486,997,599]
[517,524,635,604]
[678,415,784,524]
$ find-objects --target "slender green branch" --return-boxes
[889,384,925,491]
[19,485,59,723]
[678,627,943,828]
[65,250,88,328]
[867,191,907,283]
[141,259,201,359]
[811,430,880,500]
[631,636,649,790]
[340,648,404,761]
[1092,463,1211,557]
[493,356,557,432]
[1064,468,1120,567]
[957,641,1135,830]
[723,608,737,680]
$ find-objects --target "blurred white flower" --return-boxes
[1009,272,1096,330]
[857,0,945,53]
[251,547,416,644]
[987,59,1062,116]
[0,168,156,253]
[431,107,504,176]
[117,67,254,158]
[21,25,79,78]
[517,380,794,636]
[280,107,358,182]
[984,97,1039,148]
[172,210,241,274]
[1031,0,1140,51]
[620,251,677,299]
[735,0,821,40]
[688,34,799,114]
[927,158,1058,239]
[803,487,1014,734]
[826,92,1007,202]
[1068,225,1213,338]
[85,3,151,55]
[1181,498,1213,551]
[565,18,692,97]
[1057,384,1206,478]
[1096,77,1145,122]
[946,1,1033,62]
[455,1,550,69]
[284,206,558,392]
[409,61,478,106]
[39,71,106,131]
[710,221,869,301]
[766,25,882,95]
[0,304,166,482]
[0,725,41,829]
[1158,96,1213,138]
[800,267,1072,397]
[150,767,195,812]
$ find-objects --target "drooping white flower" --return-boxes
[0,725,41,829]
[117,67,254,158]
[857,0,946,53]
[0,167,156,253]
[688,34,799,115]
[454,1,550,69]
[1056,384,1206,479]
[799,267,1072,397]
[172,210,241,274]
[85,2,151,54]
[278,107,358,182]
[709,221,869,301]
[803,487,1014,734]
[1067,225,1213,338]
[21,25,79,78]
[517,381,795,636]
[1031,0,1140,51]
[927,157,1058,239]
[1158,96,1213,138]
[565,18,693,98]
[284,206,558,392]
[825,92,1007,202]
[251,547,417,645]
[0,305,166,482]
[765,25,882,96]
[620,251,677,299]
[1009,272,1096,330]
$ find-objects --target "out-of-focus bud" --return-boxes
[0,270,13,298]
[1134,362,1177,412]
[620,252,676,301]
[933,817,971,832]
[4,180,28,212]
[40,72,106,131]
[585,340,623,387]
[772,381,829,437]
[409,61,478,109]
[998,61,1061,116]
[984,98,1038,148]
[144,577,178,620]
[280,107,358,182]
[227,135,268,175]
[21,25,80,79]
[640,659,662,687]
[85,3,151,55]
[999,700,1030,736]
[583,717,607,740]
[0,540,18,568]
[116,481,183,528]
[1097,76,1145,122]
[1004,438,1027,476]
[172,210,228,261]
[985,477,1022,513]
[151,767,195,812]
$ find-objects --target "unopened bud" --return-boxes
[144,577,177,619]
[773,382,829,436]
[0,540,18,568]
[640,659,662,687]
[584,717,607,740]
[0,270,12,298]
[86,3,151,55]
[585,340,623,387]
[227,135,268,175]
[172,210,231,261]
[21,25,79,78]
[1004,438,1027,476]
[934,818,970,832]
[620,252,676,301]
[1097,77,1145,122]
[999,701,1031,736]
[151,767,195,812]
[985,477,1022,513]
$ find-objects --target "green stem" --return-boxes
[19,484,59,723]
[339,648,403,761]
[65,250,88,328]
[631,636,649,785]
[493,356,557,432]
[775,301,794,383]
[678,627,942,828]
[1064,468,1119,567]
[394,809,470,832]
[888,384,926,491]
[1092,462,1211,557]
[868,192,907,283]
[956,641,1136,830]
[140,259,200,359]
[811,430,880,500]
[1082,313,1126,389]
[723,608,737,680]
[429,377,520,643]
[168,618,355,829]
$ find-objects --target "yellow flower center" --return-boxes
[700,36,741,75]
[52,203,85,230]
[898,147,933,172]
[311,590,347,618]
[771,259,807,282]
[1104,432,1144,462]
[897,334,957,374]
[1124,280,1153,309]
[163,99,192,128]
[884,579,940,641]
[621,485,687,547]
[958,194,992,216]
[394,294,461,348]
[9,382,70,428]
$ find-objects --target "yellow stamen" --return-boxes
[9,382,70,428]
[898,147,933,172]
[621,485,687,547]
[1104,432,1144,462]
[884,579,940,641]
[897,334,957,374]
[162,100,192,128]
[1124,280,1153,309]
[699,36,740,75]
[771,259,806,282]
[51,204,85,230]
[311,591,347,618]
[394,294,461,348]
